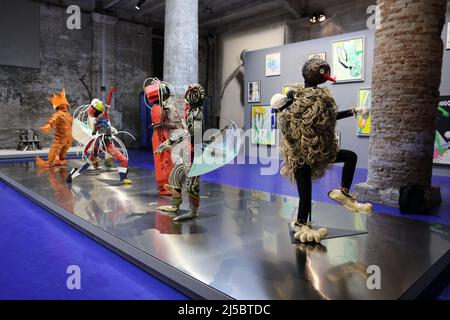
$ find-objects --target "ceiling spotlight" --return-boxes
[318,14,326,22]
[309,16,317,24]
[135,0,146,10]
[203,6,214,14]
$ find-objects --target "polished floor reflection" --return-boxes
[0,161,449,299]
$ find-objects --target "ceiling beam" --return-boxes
[137,0,165,16]
[281,0,304,19]
[103,0,125,9]
[200,0,281,28]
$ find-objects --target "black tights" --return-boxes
[294,149,357,224]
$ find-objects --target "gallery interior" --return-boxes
[0,0,449,300]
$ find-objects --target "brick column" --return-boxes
[355,0,447,207]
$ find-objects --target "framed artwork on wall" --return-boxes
[332,37,365,83]
[357,88,372,136]
[433,96,450,165]
[308,52,326,61]
[248,81,261,103]
[447,22,450,50]
[265,53,281,77]
[251,106,276,145]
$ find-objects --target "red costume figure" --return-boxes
[35,89,73,168]
[145,80,175,196]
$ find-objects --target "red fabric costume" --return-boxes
[151,103,173,195]
[145,82,174,196]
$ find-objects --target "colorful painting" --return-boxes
[265,53,281,77]
[434,96,450,165]
[332,37,364,83]
[357,88,371,136]
[251,106,276,145]
[248,81,261,103]
[308,52,326,61]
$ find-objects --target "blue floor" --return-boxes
[0,149,449,299]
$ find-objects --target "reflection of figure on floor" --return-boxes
[35,89,73,168]
[39,166,74,212]
[156,84,206,222]
[271,58,373,243]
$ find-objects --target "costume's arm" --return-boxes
[271,91,295,113]
[336,109,355,120]
[155,112,203,154]
[41,112,59,134]
[337,106,370,120]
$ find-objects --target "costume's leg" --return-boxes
[106,142,131,184]
[158,163,184,213]
[294,165,312,225]
[292,165,327,243]
[328,149,373,214]
[47,139,61,165]
[55,138,71,165]
[152,130,172,195]
[173,176,200,221]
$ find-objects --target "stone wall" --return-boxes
[0,3,151,149]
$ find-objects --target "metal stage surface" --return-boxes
[1,160,449,300]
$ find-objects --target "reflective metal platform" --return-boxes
[0,161,449,300]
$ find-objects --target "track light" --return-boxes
[310,12,326,24]
[135,0,146,10]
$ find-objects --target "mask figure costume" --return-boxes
[156,84,206,221]
[67,88,133,185]
[35,89,73,168]
[144,78,176,196]
[271,58,373,243]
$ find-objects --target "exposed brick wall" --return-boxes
[355,0,447,206]
[0,4,151,149]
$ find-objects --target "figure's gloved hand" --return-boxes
[353,106,370,117]
[270,94,287,111]
[40,124,52,134]
[111,127,118,135]
[155,139,172,154]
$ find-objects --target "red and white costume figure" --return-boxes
[144,78,176,196]
[67,88,134,185]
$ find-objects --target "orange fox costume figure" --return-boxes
[35,89,73,168]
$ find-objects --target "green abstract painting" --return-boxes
[332,37,364,83]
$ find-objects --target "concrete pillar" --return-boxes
[163,0,198,97]
[355,0,446,207]
[91,13,118,103]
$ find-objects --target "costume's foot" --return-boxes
[35,156,50,168]
[54,159,67,166]
[158,205,179,213]
[294,223,328,243]
[173,210,199,222]
[328,188,373,214]
[121,179,132,185]
[159,190,172,196]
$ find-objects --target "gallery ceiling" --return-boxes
[35,0,339,33]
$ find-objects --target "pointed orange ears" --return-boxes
[48,89,69,109]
